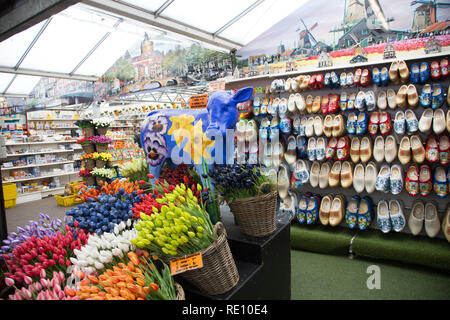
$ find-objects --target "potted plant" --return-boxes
[79,169,94,186]
[76,137,94,154]
[92,152,112,168]
[90,135,113,153]
[131,182,239,296]
[93,118,113,135]
[91,167,117,185]
[80,152,95,170]
[75,119,94,137]
[209,164,276,237]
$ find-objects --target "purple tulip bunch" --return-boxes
[0,213,64,257]
[90,135,113,146]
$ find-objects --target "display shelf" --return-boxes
[3,171,79,183]
[2,160,74,170]
[5,140,77,146]
[226,50,450,85]
[27,118,78,121]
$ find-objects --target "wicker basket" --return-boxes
[83,127,95,138]
[175,282,185,300]
[96,127,108,136]
[85,159,95,170]
[81,143,95,154]
[95,144,108,153]
[96,160,106,168]
[84,176,95,186]
[174,222,239,296]
[228,182,277,237]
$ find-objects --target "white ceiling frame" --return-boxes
[82,0,244,52]
[0,66,99,82]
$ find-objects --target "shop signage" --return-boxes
[208,80,225,92]
[114,140,125,149]
[169,252,204,275]
[189,94,208,109]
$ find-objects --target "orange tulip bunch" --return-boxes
[75,250,177,300]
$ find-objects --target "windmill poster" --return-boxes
[237,0,450,69]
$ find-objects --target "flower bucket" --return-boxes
[83,126,95,138]
[227,182,277,237]
[85,159,95,170]
[96,177,106,186]
[95,144,108,153]
[96,127,108,136]
[84,176,95,186]
[96,160,106,168]
[81,143,95,154]
[168,222,239,296]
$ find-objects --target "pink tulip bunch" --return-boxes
[2,225,89,285]
[5,269,78,300]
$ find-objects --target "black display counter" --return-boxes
[175,206,291,300]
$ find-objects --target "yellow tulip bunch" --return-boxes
[131,183,214,257]
[92,152,113,162]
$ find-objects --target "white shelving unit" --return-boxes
[2,110,83,205]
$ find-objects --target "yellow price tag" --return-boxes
[169,252,203,275]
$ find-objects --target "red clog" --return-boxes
[321,94,330,114]
[440,58,449,78]
[315,74,324,89]
[379,111,391,135]
[425,136,439,163]
[431,61,441,80]
[328,94,340,113]
[360,69,371,87]
[309,74,317,89]
[368,111,380,135]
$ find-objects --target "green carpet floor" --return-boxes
[291,250,450,300]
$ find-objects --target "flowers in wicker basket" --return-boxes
[74,119,93,129]
[76,137,92,145]
[92,118,113,128]
[79,169,92,177]
[90,135,113,146]
[208,164,270,204]
[91,167,117,180]
[92,152,113,162]
[118,158,149,182]
[131,183,214,258]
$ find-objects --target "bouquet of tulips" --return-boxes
[209,164,270,203]
[90,135,113,146]
[92,118,113,128]
[91,167,117,180]
[75,119,93,129]
[92,152,113,162]
[4,269,79,300]
[0,214,64,256]
[76,137,92,145]
[69,219,138,275]
[80,153,94,161]
[75,250,178,300]
[131,183,214,257]
[1,223,89,285]
[78,169,92,177]
[119,158,149,183]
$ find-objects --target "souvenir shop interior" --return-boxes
[0,0,449,302]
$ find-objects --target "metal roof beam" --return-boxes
[82,0,243,51]
[213,0,265,37]
[0,66,98,82]
[154,0,175,18]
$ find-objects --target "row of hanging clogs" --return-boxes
[255,84,448,120]
[268,58,448,94]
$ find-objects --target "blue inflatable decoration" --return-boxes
[140,87,253,186]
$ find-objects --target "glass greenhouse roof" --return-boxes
[0,0,307,95]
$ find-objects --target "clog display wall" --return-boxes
[225,52,450,270]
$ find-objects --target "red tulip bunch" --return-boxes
[158,164,198,187]
[2,224,89,285]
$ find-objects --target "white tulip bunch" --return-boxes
[119,158,149,182]
[92,117,114,128]
[69,219,138,275]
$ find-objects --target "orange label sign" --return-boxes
[189,94,208,109]
[169,252,203,275]
[114,140,125,149]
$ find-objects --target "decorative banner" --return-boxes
[169,252,204,275]
[189,94,208,109]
